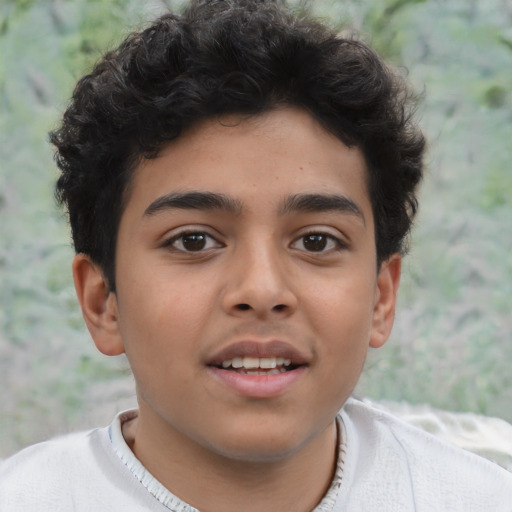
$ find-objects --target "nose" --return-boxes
[221,241,298,319]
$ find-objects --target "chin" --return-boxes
[213,441,302,463]
[202,425,315,464]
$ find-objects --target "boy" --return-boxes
[1,0,511,510]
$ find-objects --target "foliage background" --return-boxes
[0,0,511,457]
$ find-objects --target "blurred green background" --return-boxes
[1,0,511,457]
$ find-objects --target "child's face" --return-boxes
[85,107,399,461]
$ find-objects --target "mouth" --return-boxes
[212,356,302,375]
[207,340,309,374]
[206,340,309,397]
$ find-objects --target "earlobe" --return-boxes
[369,254,402,349]
[72,254,125,356]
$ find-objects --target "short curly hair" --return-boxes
[52,0,425,290]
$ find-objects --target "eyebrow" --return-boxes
[143,190,365,225]
[144,191,243,217]
[280,193,366,225]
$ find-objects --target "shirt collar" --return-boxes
[109,410,346,512]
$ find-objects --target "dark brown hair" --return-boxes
[52,0,425,289]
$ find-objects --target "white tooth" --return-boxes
[246,370,259,375]
[284,359,291,366]
[232,357,244,368]
[259,357,277,369]
[276,357,285,366]
[222,360,232,368]
[243,357,260,369]
[268,369,280,375]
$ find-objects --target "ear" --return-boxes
[369,254,402,349]
[72,254,125,356]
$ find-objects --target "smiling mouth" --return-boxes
[213,356,302,375]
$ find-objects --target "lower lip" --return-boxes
[207,366,307,398]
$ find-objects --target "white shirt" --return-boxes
[1,398,511,511]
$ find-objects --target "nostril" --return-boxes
[232,303,289,313]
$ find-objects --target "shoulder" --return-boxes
[339,398,512,511]
[0,428,98,476]
[0,428,109,511]
[0,414,166,512]
[1,428,99,466]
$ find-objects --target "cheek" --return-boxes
[116,270,214,362]
[116,276,210,408]
[114,243,224,386]
[306,274,376,343]
[126,261,213,317]
[301,281,375,423]
[305,274,376,398]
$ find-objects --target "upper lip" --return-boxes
[207,340,310,367]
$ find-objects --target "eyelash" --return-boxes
[162,229,346,254]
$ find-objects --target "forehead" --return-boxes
[125,107,371,219]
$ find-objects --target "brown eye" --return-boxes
[181,233,207,251]
[166,231,222,252]
[303,234,328,252]
[291,232,344,253]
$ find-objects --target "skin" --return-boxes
[73,107,401,512]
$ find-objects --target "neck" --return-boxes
[124,403,338,512]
